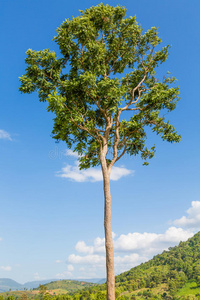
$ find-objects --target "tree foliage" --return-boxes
[19,3,180,169]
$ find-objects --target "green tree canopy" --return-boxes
[19,3,180,170]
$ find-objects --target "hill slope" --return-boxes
[0,279,58,292]
[115,231,200,293]
[71,231,200,299]
[0,278,22,292]
[0,278,102,293]
[36,280,96,293]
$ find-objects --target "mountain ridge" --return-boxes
[0,278,104,292]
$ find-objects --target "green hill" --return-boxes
[71,231,200,299]
[0,280,97,298]
[0,279,60,292]
[113,231,200,298]
[36,280,96,293]
[0,278,103,293]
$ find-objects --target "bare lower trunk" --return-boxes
[101,163,115,300]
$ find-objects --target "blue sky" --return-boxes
[0,0,200,283]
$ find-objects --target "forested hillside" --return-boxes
[70,231,200,299]
[114,231,200,297]
[36,280,96,293]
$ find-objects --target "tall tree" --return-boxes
[19,4,181,300]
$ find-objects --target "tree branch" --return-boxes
[121,45,156,112]
[85,88,109,123]
[115,142,128,163]
[63,102,101,143]
[108,110,120,171]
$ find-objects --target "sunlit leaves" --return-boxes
[19,3,181,168]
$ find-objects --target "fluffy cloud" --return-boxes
[57,161,132,182]
[55,263,75,279]
[0,129,12,141]
[55,260,63,263]
[75,237,105,254]
[0,266,12,271]
[56,270,73,279]
[33,272,46,280]
[67,264,74,272]
[75,241,93,254]
[67,253,146,277]
[67,252,147,278]
[114,253,146,269]
[173,201,200,230]
[65,150,80,158]
[68,254,105,265]
[51,202,195,278]
[114,227,193,253]
[73,227,192,257]
[67,225,193,276]
[56,271,73,279]
[57,150,133,182]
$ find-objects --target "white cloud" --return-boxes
[115,253,144,266]
[75,236,106,254]
[114,227,193,253]
[55,201,196,278]
[94,236,105,253]
[68,254,105,265]
[55,264,75,279]
[110,166,133,181]
[0,237,2,241]
[114,232,158,252]
[55,260,63,263]
[75,241,93,254]
[67,264,74,272]
[173,201,200,230]
[57,149,133,182]
[56,271,73,279]
[1,266,12,271]
[67,253,147,277]
[67,225,194,276]
[73,227,192,258]
[57,161,132,182]
[65,150,80,158]
[0,129,12,141]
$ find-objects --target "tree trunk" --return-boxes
[101,161,115,300]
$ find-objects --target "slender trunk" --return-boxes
[101,160,115,300]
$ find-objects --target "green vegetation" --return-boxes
[177,281,200,297]
[113,231,200,299]
[3,232,200,299]
[0,281,96,298]
[36,281,96,293]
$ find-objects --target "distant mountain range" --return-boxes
[0,278,105,292]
